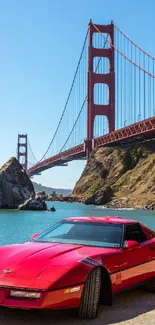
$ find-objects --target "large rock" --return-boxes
[18,197,47,211]
[84,186,113,205]
[36,191,47,200]
[0,157,34,208]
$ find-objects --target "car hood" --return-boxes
[0,242,119,289]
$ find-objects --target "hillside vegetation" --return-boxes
[33,182,72,196]
[71,146,155,209]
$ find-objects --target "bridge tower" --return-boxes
[85,20,115,158]
[17,134,28,170]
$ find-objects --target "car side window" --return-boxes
[124,224,147,243]
[147,228,155,238]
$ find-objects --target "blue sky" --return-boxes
[0,0,154,189]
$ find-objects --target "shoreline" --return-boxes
[46,196,155,211]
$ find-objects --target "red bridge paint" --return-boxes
[21,20,155,176]
[27,116,155,176]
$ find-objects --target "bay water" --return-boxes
[0,202,155,246]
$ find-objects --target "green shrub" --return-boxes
[86,178,101,196]
[100,166,109,179]
[122,147,149,174]
[104,147,113,156]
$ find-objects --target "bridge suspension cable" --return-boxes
[24,140,39,168]
[92,22,155,78]
[31,30,89,164]
[91,21,155,130]
[26,21,155,174]
[27,140,38,163]
[113,23,155,60]
[27,24,110,164]
[60,35,109,152]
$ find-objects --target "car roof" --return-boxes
[64,216,138,224]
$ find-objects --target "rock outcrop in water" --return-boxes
[0,157,34,208]
[0,157,47,210]
[36,191,47,200]
[64,145,155,209]
[18,197,47,211]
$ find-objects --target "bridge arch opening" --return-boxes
[94,115,109,138]
[19,146,26,154]
[93,57,109,74]
[92,32,111,49]
[94,83,109,105]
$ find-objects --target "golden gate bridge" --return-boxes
[16,20,155,176]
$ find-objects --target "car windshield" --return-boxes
[34,221,123,248]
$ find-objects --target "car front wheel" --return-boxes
[78,267,101,319]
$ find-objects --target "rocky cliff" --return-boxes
[71,146,155,209]
[0,157,34,208]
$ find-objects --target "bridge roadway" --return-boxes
[0,288,155,325]
[27,116,155,176]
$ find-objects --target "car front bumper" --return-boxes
[0,285,84,310]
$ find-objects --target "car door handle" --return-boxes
[149,246,154,251]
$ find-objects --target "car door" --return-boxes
[120,223,155,288]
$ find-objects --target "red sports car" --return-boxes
[0,216,155,319]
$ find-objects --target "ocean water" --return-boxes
[0,202,155,246]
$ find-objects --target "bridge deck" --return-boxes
[27,116,155,176]
[28,144,86,176]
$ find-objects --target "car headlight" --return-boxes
[10,290,41,299]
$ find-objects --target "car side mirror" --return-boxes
[124,240,140,249]
[31,233,40,241]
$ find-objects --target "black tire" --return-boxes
[78,267,101,319]
[145,278,155,293]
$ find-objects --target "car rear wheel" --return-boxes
[145,278,155,292]
[78,267,101,319]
